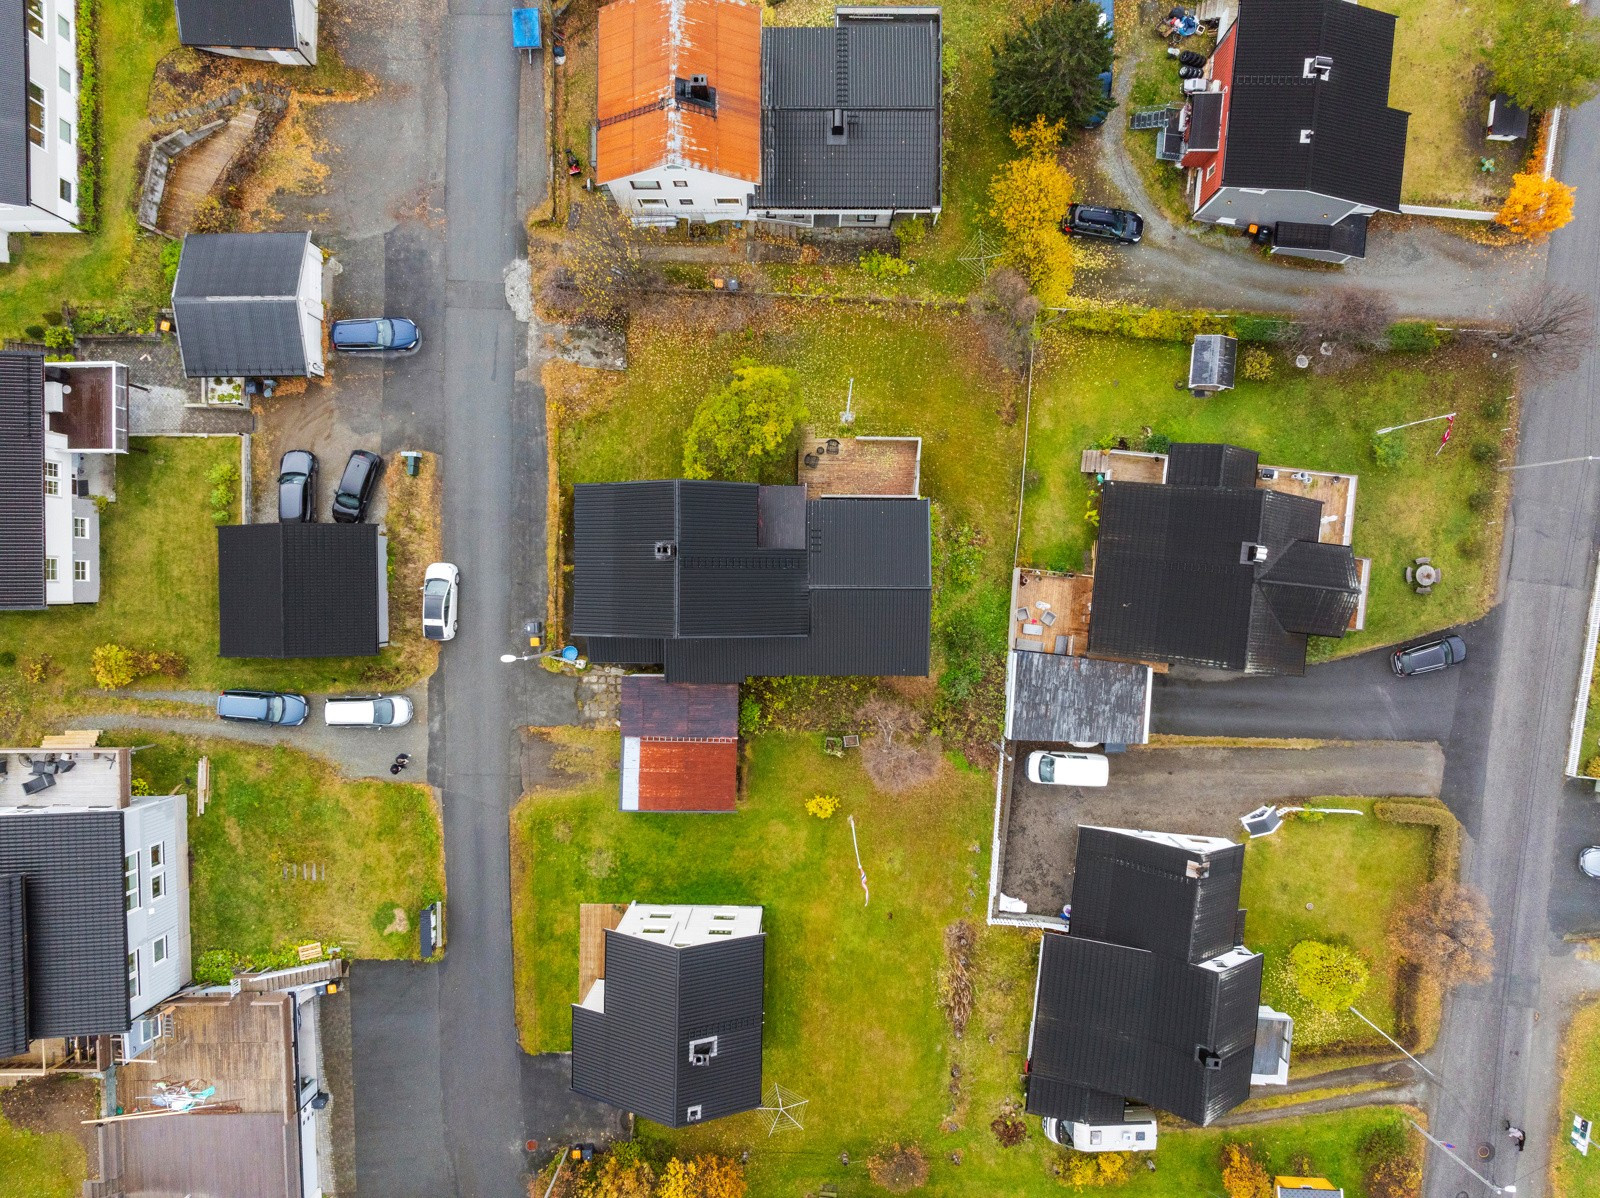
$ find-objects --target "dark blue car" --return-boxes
[331,317,421,354]
[1084,0,1115,128]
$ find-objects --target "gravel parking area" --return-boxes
[996,741,1445,919]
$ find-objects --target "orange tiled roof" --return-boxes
[596,0,761,185]
[636,740,739,811]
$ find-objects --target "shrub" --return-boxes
[682,362,807,482]
[1375,799,1462,880]
[1361,1122,1422,1198]
[1306,286,1397,348]
[23,325,45,342]
[1468,489,1495,512]
[1220,1143,1272,1198]
[1142,431,1172,454]
[17,655,48,684]
[160,238,183,289]
[991,1111,1028,1147]
[1287,940,1370,1012]
[1234,314,1289,343]
[1390,880,1495,987]
[0,650,13,669]
[658,1155,747,1198]
[738,695,764,737]
[574,1142,655,1198]
[192,950,242,986]
[1052,1150,1132,1190]
[989,117,1077,304]
[1239,346,1275,381]
[1371,433,1407,469]
[806,793,841,819]
[866,1143,930,1193]
[1587,753,1600,778]
[1470,440,1500,465]
[860,249,913,280]
[1053,297,1226,342]
[73,0,101,231]
[130,776,152,797]
[206,459,241,525]
[1387,321,1442,353]
[990,0,1116,128]
[90,643,139,690]
[42,325,76,351]
[894,216,928,250]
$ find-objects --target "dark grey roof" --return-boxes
[0,0,28,208]
[753,13,942,211]
[217,523,382,658]
[620,676,738,739]
[1187,91,1222,152]
[0,874,27,1056]
[1488,93,1529,139]
[0,351,46,610]
[1188,335,1238,390]
[172,233,312,378]
[1219,0,1409,212]
[571,929,765,1126]
[1274,214,1369,259]
[0,812,130,1040]
[1004,652,1150,746]
[1026,828,1261,1128]
[1167,442,1258,488]
[1088,446,1359,675]
[174,0,299,49]
[573,482,931,683]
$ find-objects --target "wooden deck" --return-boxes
[127,994,294,1116]
[1079,448,1167,483]
[1009,569,1094,655]
[578,903,629,1000]
[158,109,260,234]
[1257,466,1357,545]
[798,429,920,499]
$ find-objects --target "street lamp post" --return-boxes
[1498,454,1600,472]
[1407,1119,1516,1194]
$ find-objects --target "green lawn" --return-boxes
[514,730,1417,1195]
[1023,332,1514,658]
[1553,998,1600,1198]
[115,733,445,960]
[0,438,437,743]
[0,1112,84,1198]
[1242,800,1437,1058]
[0,0,176,338]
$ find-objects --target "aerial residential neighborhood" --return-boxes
[4,0,1600,1194]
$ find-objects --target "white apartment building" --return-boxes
[0,0,83,253]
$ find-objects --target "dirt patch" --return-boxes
[520,727,616,795]
[857,696,943,794]
[0,1074,99,1166]
[383,906,410,935]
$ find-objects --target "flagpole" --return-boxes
[1375,411,1456,436]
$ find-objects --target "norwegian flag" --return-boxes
[1439,414,1454,447]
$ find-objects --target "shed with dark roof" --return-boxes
[0,350,46,611]
[0,811,129,1050]
[1188,335,1238,394]
[172,232,325,378]
[175,0,298,49]
[1004,652,1151,747]
[1025,827,1263,1129]
[753,8,942,221]
[217,523,387,658]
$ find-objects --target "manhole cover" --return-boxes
[1477,1142,1494,1160]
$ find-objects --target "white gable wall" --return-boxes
[297,237,326,377]
[0,0,81,235]
[124,794,191,1021]
[605,164,753,224]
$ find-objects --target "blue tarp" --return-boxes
[512,8,541,48]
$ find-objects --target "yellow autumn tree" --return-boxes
[988,116,1077,305]
[1496,171,1576,241]
[658,1155,748,1198]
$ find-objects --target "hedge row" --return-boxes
[1051,297,1231,342]
[74,0,100,232]
[1374,799,1462,883]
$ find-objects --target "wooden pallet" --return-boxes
[40,729,102,749]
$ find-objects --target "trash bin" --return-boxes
[401,451,422,477]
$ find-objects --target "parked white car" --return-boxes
[422,562,460,642]
[1025,750,1109,788]
[324,696,414,728]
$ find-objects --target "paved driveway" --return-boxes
[998,742,1445,919]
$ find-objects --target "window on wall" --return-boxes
[73,516,87,538]
[43,558,57,583]
[59,118,72,145]
[128,951,140,999]
[853,215,878,223]
[43,461,59,495]
[152,936,169,965]
[25,0,43,37]
[638,198,667,207]
[60,178,72,202]
[629,180,662,191]
[58,12,70,39]
[672,180,688,188]
[124,854,139,911]
[59,66,71,93]
[73,560,87,582]
[716,198,740,205]
[149,842,167,899]
[26,84,44,146]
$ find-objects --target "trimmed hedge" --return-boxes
[74,0,101,232]
[1234,314,1290,342]
[1053,297,1230,342]
[1374,799,1461,887]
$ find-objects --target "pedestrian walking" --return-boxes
[1507,1124,1526,1151]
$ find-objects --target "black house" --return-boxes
[573,481,931,683]
[216,523,388,658]
[571,904,765,1127]
[1026,827,1263,1131]
[0,349,45,611]
[1088,443,1360,675]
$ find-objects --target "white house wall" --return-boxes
[0,0,80,235]
[605,164,753,224]
[41,430,74,603]
[124,795,192,1022]
[297,238,326,376]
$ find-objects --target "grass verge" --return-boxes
[1552,997,1600,1198]
[114,733,444,960]
[0,1112,84,1198]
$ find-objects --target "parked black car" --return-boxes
[1060,204,1144,245]
[1391,634,1467,677]
[216,689,309,726]
[331,317,421,354]
[277,449,318,522]
[331,450,384,523]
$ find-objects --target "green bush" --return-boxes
[1467,489,1495,512]
[1239,346,1275,382]
[1386,322,1442,354]
[160,238,183,289]
[1371,433,1407,469]
[1142,432,1172,454]
[74,0,100,232]
[1287,940,1371,1012]
[1234,314,1290,343]
[206,459,240,524]
[894,216,928,250]
[41,325,76,351]
[682,361,807,482]
[860,250,913,280]
[738,695,764,737]
[23,325,45,342]
[1470,440,1499,465]
[192,950,241,986]
[1054,298,1227,342]
[1374,799,1461,880]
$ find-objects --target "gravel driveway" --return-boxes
[96,689,428,781]
[997,741,1446,918]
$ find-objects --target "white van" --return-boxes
[1025,750,1109,787]
[323,695,414,729]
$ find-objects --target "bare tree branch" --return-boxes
[1488,287,1596,380]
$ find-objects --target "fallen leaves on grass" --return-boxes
[941,920,976,1038]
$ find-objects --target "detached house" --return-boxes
[572,480,931,682]
[1179,0,1409,262]
[172,232,327,380]
[0,350,128,610]
[571,903,765,1127]
[1025,827,1263,1149]
[594,0,942,228]
[0,742,190,1062]
[217,523,389,658]
[174,0,320,67]
[1,0,85,250]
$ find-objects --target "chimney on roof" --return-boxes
[1299,129,1314,144]
[654,540,677,561]
[826,108,849,145]
[675,75,717,111]
[689,73,711,101]
[1303,55,1332,80]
